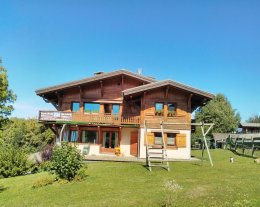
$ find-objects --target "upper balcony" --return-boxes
[38,110,140,126]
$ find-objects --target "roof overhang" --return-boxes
[123,80,214,99]
[36,69,156,96]
[122,80,214,111]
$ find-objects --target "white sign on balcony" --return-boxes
[39,111,72,121]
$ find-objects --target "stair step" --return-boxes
[148,151,164,155]
[148,145,163,149]
[148,154,164,157]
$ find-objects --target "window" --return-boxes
[84,102,100,113]
[82,131,98,144]
[70,130,78,142]
[102,132,118,148]
[71,102,80,112]
[167,103,177,117]
[63,130,69,142]
[155,103,164,116]
[104,104,120,114]
[154,132,162,145]
[112,104,120,114]
[167,133,176,146]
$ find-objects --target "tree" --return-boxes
[0,59,16,128]
[1,118,54,153]
[247,115,260,123]
[195,94,241,134]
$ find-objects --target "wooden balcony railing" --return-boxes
[38,111,140,125]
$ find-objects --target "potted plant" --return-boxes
[167,111,176,117]
[155,110,164,116]
[115,146,120,156]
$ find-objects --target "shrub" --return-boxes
[74,165,88,182]
[0,144,33,178]
[32,174,55,188]
[52,142,82,181]
[39,160,53,172]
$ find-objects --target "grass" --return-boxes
[0,149,259,207]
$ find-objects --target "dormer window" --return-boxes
[167,103,177,117]
[71,102,80,112]
[155,103,164,116]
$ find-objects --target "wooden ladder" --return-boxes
[144,120,170,171]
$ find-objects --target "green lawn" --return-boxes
[0,149,259,207]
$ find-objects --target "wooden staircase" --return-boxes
[144,120,170,171]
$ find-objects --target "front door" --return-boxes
[130,131,139,156]
[101,131,119,153]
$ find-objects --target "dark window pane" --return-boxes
[71,102,80,112]
[168,103,176,112]
[154,132,162,145]
[167,133,175,146]
[82,131,98,144]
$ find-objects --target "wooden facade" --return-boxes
[36,70,213,156]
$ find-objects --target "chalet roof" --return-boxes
[122,80,214,99]
[36,69,156,96]
[239,123,260,128]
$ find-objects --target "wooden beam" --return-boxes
[100,81,103,97]
[121,75,124,91]
[119,127,122,146]
[98,126,102,144]
[164,85,169,100]
[187,94,193,124]
[79,86,83,112]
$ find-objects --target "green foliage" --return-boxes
[195,94,241,135]
[247,115,260,123]
[32,174,55,188]
[74,165,88,181]
[1,118,54,153]
[39,161,53,172]
[52,142,83,181]
[0,59,16,128]
[0,144,33,178]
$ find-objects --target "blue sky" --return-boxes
[0,0,259,121]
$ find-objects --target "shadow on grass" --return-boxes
[229,149,254,158]
[0,186,8,193]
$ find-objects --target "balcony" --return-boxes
[38,111,140,126]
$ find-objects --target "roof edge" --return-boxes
[36,69,156,95]
[123,80,214,99]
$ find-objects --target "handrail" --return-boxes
[38,110,140,125]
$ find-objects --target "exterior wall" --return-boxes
[139,128,191,160]
[58,75,145,113]
[120,128,137,157]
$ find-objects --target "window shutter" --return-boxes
[176,133,186,147]
[146,132,154,145]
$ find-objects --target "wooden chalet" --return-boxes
[36,69,214,160]
[239,123,260,134]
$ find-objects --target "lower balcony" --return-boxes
[38,110,140,126]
